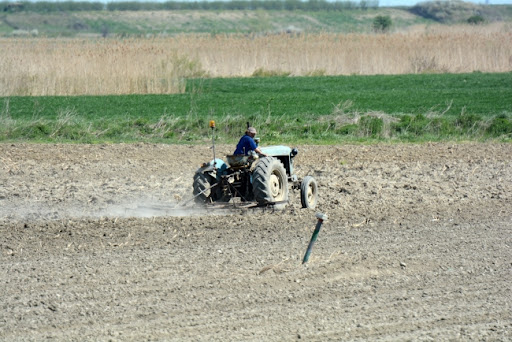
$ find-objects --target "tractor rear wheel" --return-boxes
[300,176,318,209]
[252,157,289,206]
[193,172,215,203]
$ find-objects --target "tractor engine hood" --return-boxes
[259,145,297,158]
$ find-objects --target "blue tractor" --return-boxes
[192,126,318,209]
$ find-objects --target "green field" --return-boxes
[1,73,511,144]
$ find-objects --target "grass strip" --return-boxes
[1,73,511,143]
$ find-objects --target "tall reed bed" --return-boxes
[1,23,511,96]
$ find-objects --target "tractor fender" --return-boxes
[196,158,228,178]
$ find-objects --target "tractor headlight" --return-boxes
[291,148,298,158]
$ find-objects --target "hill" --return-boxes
[1,1,511,37]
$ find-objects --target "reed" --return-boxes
[1,23,510,96]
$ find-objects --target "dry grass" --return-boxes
[1,23,511,96]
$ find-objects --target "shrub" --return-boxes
[372,15,392,33]
[455,112,480,131]
[487,115,512,136]
[359,115,383,137]
[337,124,358,135]
[393,114,430,136]
[467,15,485,25]
[27,122,52,139]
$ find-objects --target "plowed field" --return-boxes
[1,143,511,341]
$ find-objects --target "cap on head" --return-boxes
[247,127,257,134]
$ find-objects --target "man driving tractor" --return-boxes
[234,126,267,157]
[193,122,318,208]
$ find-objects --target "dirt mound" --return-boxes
[1,143,511,340]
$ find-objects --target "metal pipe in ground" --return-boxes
[302,213,328,264]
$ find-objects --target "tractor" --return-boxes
[192,121,318,209]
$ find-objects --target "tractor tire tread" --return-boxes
[252,157,288,205]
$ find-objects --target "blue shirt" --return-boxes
[234,134,257,155]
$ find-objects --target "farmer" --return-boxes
[234,126,267,157]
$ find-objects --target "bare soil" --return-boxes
[1,143,511,341]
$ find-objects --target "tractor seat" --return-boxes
[226,154,250,167]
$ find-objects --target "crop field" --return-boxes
[1,72,511,143]
[1,24,511,96]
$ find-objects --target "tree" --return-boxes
[372,15,392,33]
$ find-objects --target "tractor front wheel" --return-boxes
[300,176,318,209]
[252,157,289,206]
